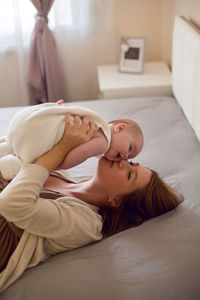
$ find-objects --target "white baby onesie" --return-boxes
[0,103,111,180]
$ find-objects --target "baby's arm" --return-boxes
[59,135,108,169]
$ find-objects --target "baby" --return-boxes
[0,102,143,180]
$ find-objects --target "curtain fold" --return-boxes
[51,0,116,102]
[27,0,65,104]
[0,0,115,107]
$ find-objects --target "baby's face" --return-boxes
[104,129,143,161]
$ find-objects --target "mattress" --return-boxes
[0,96,200,299]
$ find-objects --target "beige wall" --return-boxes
[114,0,163,63]
[162,0,200,66]
[114,0,200,68]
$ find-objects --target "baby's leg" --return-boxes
[0,170,10,192]
[0,142,13,159]
[0,155,23,180]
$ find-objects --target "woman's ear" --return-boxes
[108,196,122,208]
[114,123,127,133]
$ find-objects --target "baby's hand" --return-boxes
[56,99,64,105]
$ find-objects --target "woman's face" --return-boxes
[96,157,152,198]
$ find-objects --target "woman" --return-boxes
[0,113,183,292]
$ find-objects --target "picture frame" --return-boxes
[118,36,146,74]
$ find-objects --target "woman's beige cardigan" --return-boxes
[0,164,102,293]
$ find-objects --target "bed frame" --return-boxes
[172,16,200,140]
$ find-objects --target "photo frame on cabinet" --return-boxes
[118,36,146,74]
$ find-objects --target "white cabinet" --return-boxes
[97,61,172,99]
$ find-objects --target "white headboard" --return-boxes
[172,16,200,140]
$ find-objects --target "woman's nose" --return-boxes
[119,160,125,168]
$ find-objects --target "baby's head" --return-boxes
[104,119,143,161]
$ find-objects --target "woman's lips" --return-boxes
[103,157,114,168]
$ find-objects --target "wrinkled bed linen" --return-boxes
[0,96,200,300]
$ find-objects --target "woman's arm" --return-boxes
[0,114,101,242]
[0,163,102,243]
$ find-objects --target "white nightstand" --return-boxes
[97,61,172,99]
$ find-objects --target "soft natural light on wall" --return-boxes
[0,0,74,51]
[0,0,116,106]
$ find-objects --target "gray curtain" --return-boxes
[27,0,65,104]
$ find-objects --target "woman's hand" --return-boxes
[60,113,96,149]
[36,113,96,173]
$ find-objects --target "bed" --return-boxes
[0,16,200,299]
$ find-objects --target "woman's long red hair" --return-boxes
[99,170,183,237]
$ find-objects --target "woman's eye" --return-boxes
[129,161,133,166]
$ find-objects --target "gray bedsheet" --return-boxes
[0,96,200,300]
